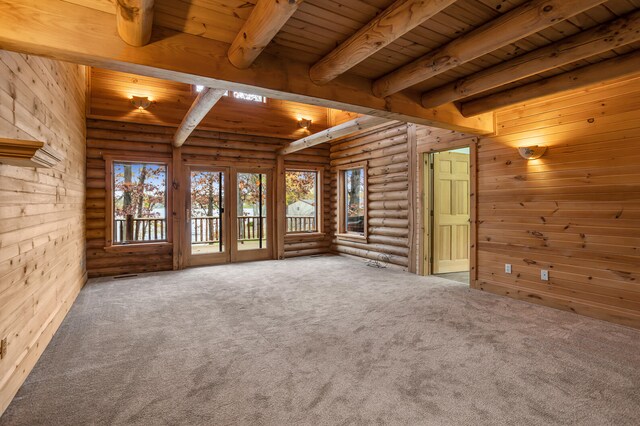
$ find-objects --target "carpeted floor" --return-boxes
[2,256,639,425]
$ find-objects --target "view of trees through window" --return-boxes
[113,162,167,243]
[190,171,224,253]
[344,168,365,234]
[237,173,268,250]
[286,170,317,233]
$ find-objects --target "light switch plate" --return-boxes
[541,270,549,281]
[505,264,512,274]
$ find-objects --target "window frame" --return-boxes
[284,165,323,235]
[104,155,173,249]
[337,161,368,241]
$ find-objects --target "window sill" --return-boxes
[336,233,367,242]
[103,242,172,252]
[285,232,326,240]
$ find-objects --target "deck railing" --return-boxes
[115,218,166,242]
[286,216,316,233]
[191,216,222,243]
[237,216,266,241]
[115,215,318,243]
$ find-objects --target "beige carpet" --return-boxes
[1,256,639,425]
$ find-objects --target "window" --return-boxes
[232,91,267,103]
[112,161,168,244]
[192,85,266,103]
[285,169,320,233]
[338,163,367,238]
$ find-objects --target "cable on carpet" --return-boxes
[366,253,390,268]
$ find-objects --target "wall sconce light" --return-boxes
[298,118,312,129]
[518,145,547,160]
[130,96,152,110]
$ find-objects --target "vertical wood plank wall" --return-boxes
[0,51,87,414]
[85,120,332,277]
[329,122,413,268]
[475,77,640,328]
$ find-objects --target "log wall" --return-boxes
[283,149,332,258]
[329,122,415,269]
[86,119,331,277]
[0,51,86,415]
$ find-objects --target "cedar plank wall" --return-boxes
[330,122,413,268]
[477,77,640,328]
[417,77,640,329]
[86,120,331,277]
[0,51,86,414]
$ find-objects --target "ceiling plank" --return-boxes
[372,0,607,98]
[0,0,494,135]
[309,0,456,85]
[460,49,640,117]
[173,88,228,147]
[421,10,640,109]
[279,115,392,154]
[228,0,303,69]
[116,0,155,46]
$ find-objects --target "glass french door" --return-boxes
[186,166,229,266]
[186,166,272,266]
[232,170,272,262]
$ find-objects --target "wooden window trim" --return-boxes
[336,161,368,241]
[284,165,324,236]
[104,155,173,249]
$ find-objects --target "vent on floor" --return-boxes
[113,274,138,280]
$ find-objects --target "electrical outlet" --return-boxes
[505,264,512,274]
[541,270,549,281]
[0,337,6,360]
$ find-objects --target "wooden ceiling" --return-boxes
[2,0,640,136]
[88,67,334,139]
[272,0,640,91]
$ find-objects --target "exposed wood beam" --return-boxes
[460,50,640,117]
[421,10,640,108]
[279,115,392,155]
[309,0,455,85]
[173,88,227,147]
[0,0,494,135]
[228,0,302,69]
[372,0,606,98]
[116,0,154,46]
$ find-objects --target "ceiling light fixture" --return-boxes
[130,96,152,110]
[298,118,312,129]
[518,145,547,160]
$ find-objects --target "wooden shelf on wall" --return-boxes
[0,138,62,168]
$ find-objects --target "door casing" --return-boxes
[418,139,478,287]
